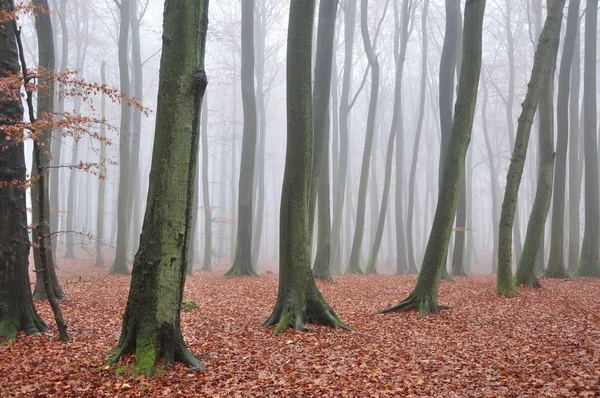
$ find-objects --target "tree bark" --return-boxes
[382,0,485,314]
[111,0,209,376]
[226,0,258,276]
[263,0,348,335]
[576,0,600,276]
[546,0,579,278]
[0,0,48,340]
[497,0,566,295]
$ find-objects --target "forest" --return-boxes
[0,0,599,395]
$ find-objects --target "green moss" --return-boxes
[0,320,18,344]
[274,312,293,335]
[115,364,129,375]
[135,333,158,377]
[182,299,197,311]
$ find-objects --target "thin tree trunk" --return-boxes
[95,62,107,267]
[201,96,212,271]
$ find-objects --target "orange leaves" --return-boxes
[0,264,599,396]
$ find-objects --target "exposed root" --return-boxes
[263,290,351,335]
[224,264,258,277]
[175,342,205,371]
[379,291,449,315]
[345,265,363,275]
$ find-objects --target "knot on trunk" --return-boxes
[192,68,208,93]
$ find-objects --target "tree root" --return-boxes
[224,264,258,277]
[379,291,450,315]
[263,290,351,335]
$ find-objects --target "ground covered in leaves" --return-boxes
[1,259,599,397]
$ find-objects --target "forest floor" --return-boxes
[1,258,599,397]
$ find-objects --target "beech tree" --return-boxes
[576,0,600,277]
[111,0,209,375]
[263,0,348,334]
[381,0,485,314]
[497,0,567,295]
[226,0,258,276]
[0,0,47,341]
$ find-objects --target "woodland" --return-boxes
[0,0,599,396]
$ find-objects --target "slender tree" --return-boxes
[263,0,348,334]
[311,0,338,282]
[346,0,388,275]
[406,0,429,275]
[546,0,579,278]
[95,61,107,267]
[381,0,485,314]
[226,0,258,276]
[576,0,600,277]
[514,7,561,288]
[111,0,209,376]
[110,0,132,275]
[201,96,212,271]
[497,0,567,295]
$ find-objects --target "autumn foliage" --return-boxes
[0,260,598,396]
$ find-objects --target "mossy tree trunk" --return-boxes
[497,0,566,295]
[576,0,600,277]
[381,0,485,314]
[111,0,209,376]
[514,16,561,288]
[226,0,258,277]
[110,0,132,275]
[263,0,348,335]
[0,0,48,340]
[311,0,338,282]
[546,0,579,278]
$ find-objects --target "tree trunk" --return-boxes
[567,20,581,273]
[330,0,357,274]
[346,0,387,275]
[95,61,107,267]
[514,14,561,288]
[311,0,338,282]
[110,0,132,275]
[201,96,212,272]
[111,0,209,376]
[497,0,566,295]
[576,0,600,277]
[0,0,48,340]
[382,0,485,314]
[406,0,429,275]
[546,0,579,278]
[226,0,258,276]
[263,0,348,335]
[31,0,65,301]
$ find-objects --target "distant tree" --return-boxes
[226,0,258,276]
[95,61,107,267]
[111,0,209,376]
[576,0,600,277]
[381,0,485,314]
[346,0,388,275]
[367,0,414,276]
[497,0,567,295]
[263,0,348,334]
[110,0,132,275]
[201,96,212,272]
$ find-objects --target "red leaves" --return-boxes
[1,261,599,396]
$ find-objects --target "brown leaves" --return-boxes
[0,261,599,396]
